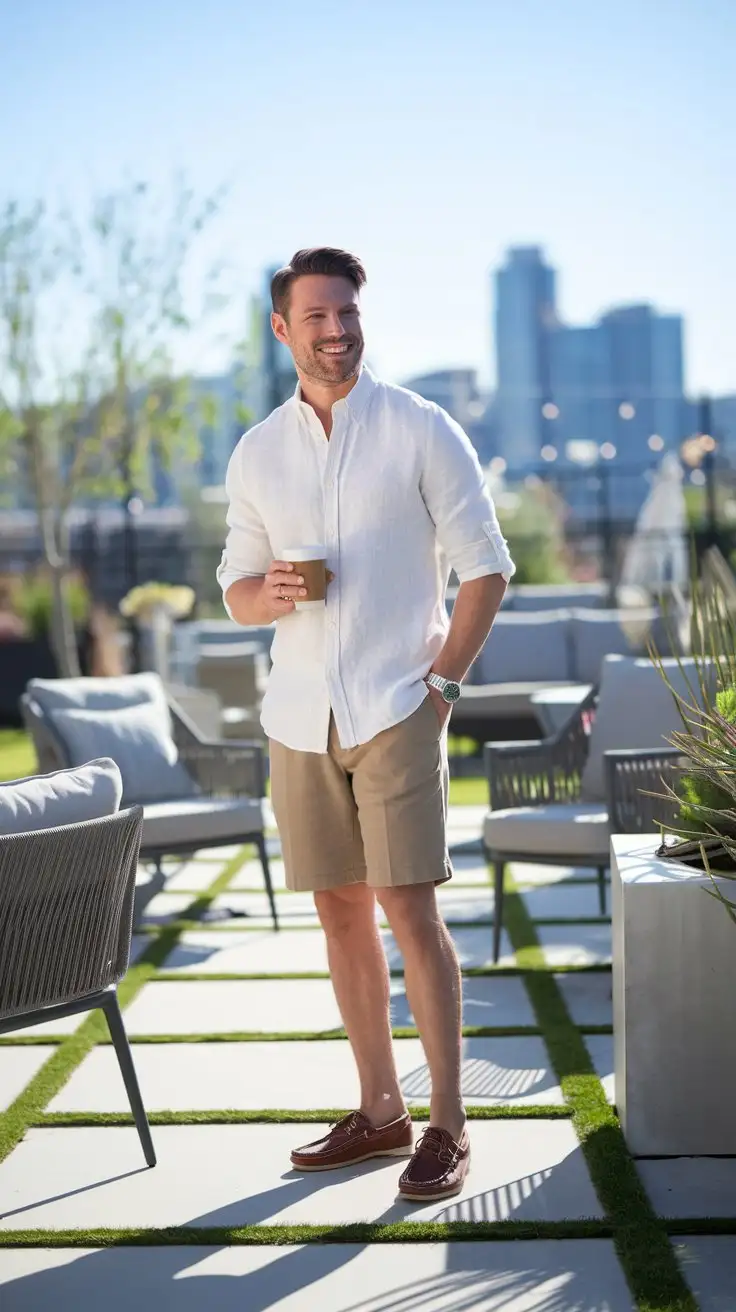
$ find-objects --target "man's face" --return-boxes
[272,274,364,385]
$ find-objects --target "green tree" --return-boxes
[0,181,228,675]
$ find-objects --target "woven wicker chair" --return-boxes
[20,677,278,929]
[482,657,691,963]
[0,806,156,1167]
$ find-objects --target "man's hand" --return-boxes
[261,561,335,621]
[426,682,453,731]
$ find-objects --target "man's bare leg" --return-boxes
[376,883,465,1142]
[314,884,407,1127]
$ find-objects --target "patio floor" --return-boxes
[0,801,732,1310]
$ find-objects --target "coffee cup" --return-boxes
[282,545,328,610]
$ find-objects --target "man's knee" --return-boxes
[376,883,440,936]
[314,883,374,938]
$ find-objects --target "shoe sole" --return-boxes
[399,1181,464,1201]
[291,1145,415,1172]
[399,1162,471,1202]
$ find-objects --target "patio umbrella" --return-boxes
[620,453,688,592]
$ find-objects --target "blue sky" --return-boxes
[1,0,734,393]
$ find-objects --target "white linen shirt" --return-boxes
[217,366,515,753]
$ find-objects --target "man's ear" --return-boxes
[271,311,289,346]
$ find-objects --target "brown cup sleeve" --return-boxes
[299,560,327,601]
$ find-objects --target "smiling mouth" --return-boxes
[317,343,354,355]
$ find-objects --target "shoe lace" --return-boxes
[416,1127,454,1165]
[330,1112,360,1134]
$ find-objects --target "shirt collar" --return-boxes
[292,363,376,423]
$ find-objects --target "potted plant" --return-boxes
[650,574,736,920]
[119,582,195,681]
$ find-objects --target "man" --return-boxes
[217,248,514,1201]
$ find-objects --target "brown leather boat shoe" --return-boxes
[398,1125,471,1201]
[290,1111,414,1172]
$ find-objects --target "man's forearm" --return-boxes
[224,576,271,626]
[431,574,507,683]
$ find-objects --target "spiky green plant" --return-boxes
[649,569,736,922]
[679,687,736,827]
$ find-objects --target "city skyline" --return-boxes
[1,0,734,396]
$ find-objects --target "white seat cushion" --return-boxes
[141,796,265,851]
[581,654,709,800]
[0,758,122,835]
[483,803,610,859]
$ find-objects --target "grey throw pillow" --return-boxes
[0,758,122,835]
[49,703,199,806]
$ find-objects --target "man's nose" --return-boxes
[324,312,349,338]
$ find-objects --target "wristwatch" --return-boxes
[425,672,462,703]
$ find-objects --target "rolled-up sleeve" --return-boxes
[420,406,515,583]
[216,436,273,617]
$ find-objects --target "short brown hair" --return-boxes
[271,248,367,319]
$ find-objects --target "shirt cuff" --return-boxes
[456,562,514,584]
[216,559,265,620]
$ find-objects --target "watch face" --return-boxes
[443,681,461,703]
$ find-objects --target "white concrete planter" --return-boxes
[612,834,736,1156]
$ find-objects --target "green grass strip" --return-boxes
[139,914,610,935]
[0,848,248,1168]
[150,962,613,982]
[90,1023,612,1045]
[36,1104,572,1127]
[3,1022,613,1048]
[667,1217,736,1235]
[503,866,696,1312]
[0,1219,612,1248]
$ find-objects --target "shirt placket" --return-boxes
[321,406,355,745]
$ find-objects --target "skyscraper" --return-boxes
[547,324,613,457]
[494,247,557,471]
[598,305,685,465]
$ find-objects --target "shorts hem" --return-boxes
[367,868,453,889]
[285,867,369,893]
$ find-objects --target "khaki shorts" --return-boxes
[268,696,454,892]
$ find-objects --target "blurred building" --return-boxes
[243,266,297,422]
[709,395,736,455]
[598,305,685,464]
[401,369,497,465]
[547,323,613,456]
[401,369,479,426]
[492,248,688,508]
[148,367,248,505]
[494,246,558,472]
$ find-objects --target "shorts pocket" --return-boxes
[419,692,445,738]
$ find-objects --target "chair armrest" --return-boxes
[0,807,143,1022]
[604,748,683,835]
[484,685,597,810]
[168,692,266,796]
[176,738,267,799]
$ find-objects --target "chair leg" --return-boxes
[597,866,607,915]
[493,860,505,964]
[256,831,279,931]
[102,991,156,1168]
